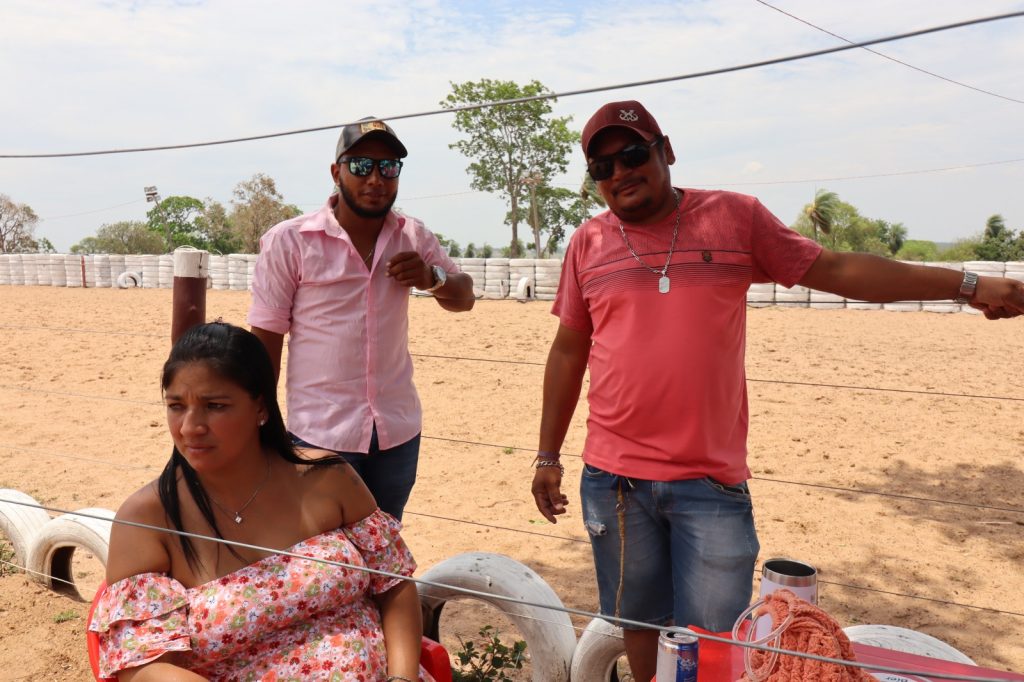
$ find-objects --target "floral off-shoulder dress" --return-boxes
[88,509,435,681]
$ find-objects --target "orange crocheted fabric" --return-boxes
[739,589,874,682]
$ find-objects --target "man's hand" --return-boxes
[971,276,1024,320]
[386,251,433,289]
[531,466,569,524]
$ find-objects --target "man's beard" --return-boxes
[340,184,396,219]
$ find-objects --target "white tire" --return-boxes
[418,552,576,682]
[843,624,975,665]
[570,618,625,681]
[26,507,115,595]
[116,271,142,289]
[0,489,52,565]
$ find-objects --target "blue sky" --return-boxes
[1,0,1022,252]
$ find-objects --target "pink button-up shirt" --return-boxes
[247,194,457,452]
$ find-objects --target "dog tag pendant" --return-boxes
[658,276,670,294]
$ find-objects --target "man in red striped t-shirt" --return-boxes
[530,100,1024,682]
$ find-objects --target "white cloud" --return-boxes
[0,0,1022,250]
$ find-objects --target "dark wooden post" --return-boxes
[171,249,208,345]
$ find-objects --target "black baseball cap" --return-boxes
[335,116,408,161]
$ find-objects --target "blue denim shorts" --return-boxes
[579,464,759,632]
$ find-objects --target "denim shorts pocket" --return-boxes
[582,463,612,478]
[701,476,752,501]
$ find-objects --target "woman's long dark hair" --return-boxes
[157,321,346,571]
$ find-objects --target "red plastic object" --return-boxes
[87,581,453,681]
[684,625,1024,681]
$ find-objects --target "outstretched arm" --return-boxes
[799,250,1024,319]
[532,323,591,524]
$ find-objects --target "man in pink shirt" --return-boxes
[531,100,1024,682]
[249,117,475,520]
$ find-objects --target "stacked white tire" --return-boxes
[9,254,24,286]
[228,254,248,291]
[458,258,486,297]
[508,259,536,300]
[774,283,809,307]
[534,259,561,301]
[48,254,67,287]
[209,255,230,290]
[748,282,775,308]
[141,255,160,289]
[107,255,126,288]
[483,258,510,299]
[0,255,11,285]
[158,254,174,288]
[64,254,84,287]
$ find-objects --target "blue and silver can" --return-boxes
[655,630,699,682]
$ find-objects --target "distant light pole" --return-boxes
[144,185,168,252]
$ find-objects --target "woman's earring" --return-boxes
[258,418,267,427]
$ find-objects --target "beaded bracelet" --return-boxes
[535,459,565,476]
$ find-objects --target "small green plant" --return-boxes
[452,625,527,681]
[0,541,16,577]
[501,447,514,455]
[53,610,79,624]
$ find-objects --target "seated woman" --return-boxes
[89,322,430,682]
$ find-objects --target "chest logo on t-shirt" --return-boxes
[702,250,713,263]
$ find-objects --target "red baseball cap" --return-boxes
[581,100,663,156]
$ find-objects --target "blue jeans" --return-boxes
[291,426,420,521]
[580,465,759,632]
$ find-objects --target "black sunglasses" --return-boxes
[587,137,662,181]
[338,156,404,179]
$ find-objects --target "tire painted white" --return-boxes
[20,254,38,285]
[0,255,11,285]
[845,301,883,310]
[8,254,24,285]
[49,254,67,287]
[774,284,809,306]
[514,276,534,300]
[534,285,558,296]
[460,258,486,266]
[26,507,115,592]
[107,255,125,288]
[485,258,510,266]
[843,624,975,665]
[64,255,84,287]
[963,261,1005,276]
[882,301,922,312]
[158,254,174,288]
[117,271,142,288]
[141,255,160,288]
[417,552,576,682]
[0,489,52,565]
[570,618,625,681]
[93,255,111,288]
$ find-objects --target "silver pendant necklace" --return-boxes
[618,189,681,294]
[209,458,272,524]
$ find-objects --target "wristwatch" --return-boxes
[424,265,447,293]
[956,271,978,304]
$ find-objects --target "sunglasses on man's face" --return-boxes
[586,137,662,182]
[339,156,404,179]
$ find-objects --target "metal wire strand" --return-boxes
[0,499,1018,681]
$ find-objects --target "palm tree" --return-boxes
[804,190,839,243]
[579,173,606,212]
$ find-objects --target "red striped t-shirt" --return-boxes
[553,188,821,483]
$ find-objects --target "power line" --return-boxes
[753,0,1024,105]
[0,499,1014,682]
[39,199,147,221]
[1,11,1022,159]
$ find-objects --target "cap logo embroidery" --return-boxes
[619,109,639,122]
[359,121,387,133]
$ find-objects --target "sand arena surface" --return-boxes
[0,286,1022,680]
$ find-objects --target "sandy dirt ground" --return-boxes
[0,286,1022,681]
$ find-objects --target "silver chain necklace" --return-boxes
[208,458,272,524]
[617,189,681,294]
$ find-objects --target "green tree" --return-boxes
[230,173,301,253]
[434,232,462,258]
[442,79,578,257]
[802,189,840,243]
[72,220,165,254]
[937,237,982,262]
[480,243,494,258]
[35,238,56,254]
[895,240,939,261]
[147,195,207,251]
[0,194,40,253]
[464,242,477,258]
[201,198,240,254]
[975,214,1021,261]
[506,184,596,257]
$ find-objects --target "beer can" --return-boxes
[655,630,699,682]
